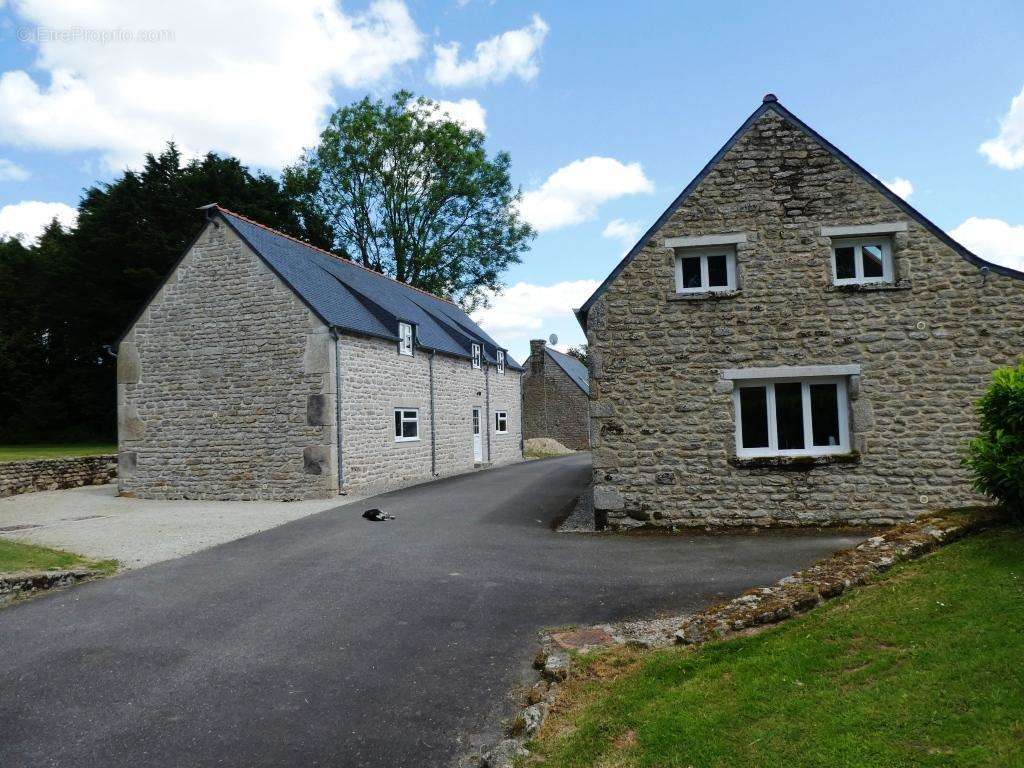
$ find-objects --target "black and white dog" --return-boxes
[362,508,395,521]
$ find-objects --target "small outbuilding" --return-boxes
[522,339,590,450]
[117,206,523,500]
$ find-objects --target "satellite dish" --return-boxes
[548,333,558,346]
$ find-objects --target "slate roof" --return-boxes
[575,94,1023,330]
[215,207,521,369]
[542,347,590,395]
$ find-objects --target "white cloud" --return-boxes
[429,14,548,87]
[0,158,29,181]
[518,157,653,233]
[473,279,598,336]
[0,200,78,243]
[0,0,423,170]
[950,217,1024,273]
[980,85,1024,170]
[420,98,487,133]
[880,176,913,199]
[601,218,643,245]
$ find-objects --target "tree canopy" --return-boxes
[285,91,533,308]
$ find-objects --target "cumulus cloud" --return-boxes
[419,98,487,133]
[472,279,598,335]
[980,85,1024,170]
[0,200,78,243]
[880,176,913,199]
[518,157,653,233]
[429,14,548,87]
[0,0,423,170]
[0,158,29,181]
[601,218,643,245]
[950,217,1024,273]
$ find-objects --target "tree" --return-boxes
[566,344,589,368]
[0,144,311,442]
[965,360,1024,521]
[285,91,533,308]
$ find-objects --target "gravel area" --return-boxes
[0,484,360,568]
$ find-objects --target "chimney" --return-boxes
[529,339,546,374]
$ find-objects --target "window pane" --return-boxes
[739,387,769,449]
[707,254,729,287]
[862,243,885,278]
[834,246,856,279]
[405,419,417,439]
[681,256,702,288]
[395,411,402,437]
[774,382,805,450]
[810,383,841,447]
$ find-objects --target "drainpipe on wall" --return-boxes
[429,350,437,476]
[485,364,492,463]
[519,370,525,457]
[332,329,344,493]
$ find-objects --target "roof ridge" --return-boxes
[214,205,457,306]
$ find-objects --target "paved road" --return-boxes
[1,455,861,767]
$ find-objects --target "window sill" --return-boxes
[666,289,740,302]
[728,452,861,471]
[394,438,421,444]
[825,281,910,293]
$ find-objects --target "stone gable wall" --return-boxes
[117,223,337,500]
[523,345,591,450]
[587,109,1024,527]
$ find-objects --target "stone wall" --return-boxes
[587,108,1024,527]
[118,223,338,500]
[0,455,116,498]
[340,332,523,495]
[523,340,591,450]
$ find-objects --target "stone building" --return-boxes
[117,206,523,500]
[577,95,1024,528]
[523,340,590,450]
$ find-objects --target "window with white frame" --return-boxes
[831,237,893,285]
[733,377,850,458]
[497,350,505,374]
[398,322,414,356]
[471,343,481,369]
[394,408,419,442]
[494,410,508,433]
[674,246,736,294]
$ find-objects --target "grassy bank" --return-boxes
[0,539,116,575]
[530,527,1024,768]
[0,443,116,462]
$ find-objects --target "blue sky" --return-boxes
[0,0,1022,361]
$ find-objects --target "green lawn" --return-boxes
[530,527,1024,768]
[0,443,116,462]
[0,539,116,575]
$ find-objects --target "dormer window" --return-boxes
[398,322,414,356]
[497,350,505,374]
[471,343,481,369]
[830,237,893,286]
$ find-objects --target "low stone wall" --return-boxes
[0,455,117,498]
[0,568,102,605]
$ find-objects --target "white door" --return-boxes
[472,408,483,462]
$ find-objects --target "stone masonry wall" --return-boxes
[0,455,116,498]
[588,108,1024,527]
[340,333,522,495]
[118,223,337,500]
[523,341,591,450]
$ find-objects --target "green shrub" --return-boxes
[966,360,1024,521]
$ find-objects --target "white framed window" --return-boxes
[398,322,414,356]
[471,343,481,369]
[674,246,736,294]
[394,408,419,442]
[497,350,505,374]
[494,410,508,433]
[732,377,850,458]
[831,237,893,285]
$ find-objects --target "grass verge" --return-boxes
[0,539,117,575]
[529,526,1024,768]
[0,443,116,462]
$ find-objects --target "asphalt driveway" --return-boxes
[1,454,862,767]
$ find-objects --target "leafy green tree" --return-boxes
[566,344,589,368]
[285,91,533,308]
[965,360,1024,521]
[0,144,312,441]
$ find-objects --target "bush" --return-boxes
[965,360,1024,521]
